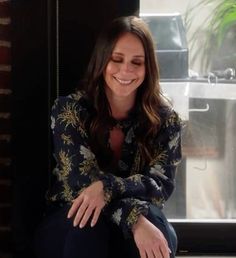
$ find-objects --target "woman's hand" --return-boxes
[67,180,105,228]
[132,214,171,258]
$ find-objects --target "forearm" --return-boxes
[104,197,149,238]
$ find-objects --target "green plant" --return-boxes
[185,0,236,74]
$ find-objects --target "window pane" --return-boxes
[140,0,236,220]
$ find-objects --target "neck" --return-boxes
[107,95,136,120]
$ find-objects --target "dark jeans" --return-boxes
[34,204,177,258]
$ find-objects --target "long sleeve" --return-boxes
[48,94,182,212]
[105,197,150,238]
[48,93,182,240]
[103,111,182,238]
[100,110,182,208]
[48,95,108,202]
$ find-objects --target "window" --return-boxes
[140,0,236,254]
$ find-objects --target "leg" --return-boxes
[34,205,110,258]
[107,222,128,258]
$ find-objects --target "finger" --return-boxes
[152,249,160,258]
[146,249,155,258]
[152,247,162,258]
[160,245,170,258]
[163,237,169,249]
[158,235,170,258]
[67,196,83,218]
[73,202,88,227]
[79,206,94,228]
[139,248,146,258]
[90,207,101,227]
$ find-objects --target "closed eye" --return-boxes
[132,61,142,66]
[111,57,122,63]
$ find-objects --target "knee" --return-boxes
[33,207,110,258]
[147,204,167,223]
[63,217,110,258]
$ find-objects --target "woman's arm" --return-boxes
[49,95,110,202]
[52,95,181,207]
[100,111,182,207]
[51,96,181,228]
[105,198,172,257]
[105,197,150,236]
[132,214,171,258]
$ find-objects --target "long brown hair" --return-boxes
[83,16,169,168]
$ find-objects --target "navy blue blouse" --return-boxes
[46,90,182,237]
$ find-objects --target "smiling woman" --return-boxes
[34,16,182,258]
[104,32,145,115]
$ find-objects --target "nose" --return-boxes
[120,62,134,73]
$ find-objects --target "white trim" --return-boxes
[169,218,236,223]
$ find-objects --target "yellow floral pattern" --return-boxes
[47,91,182,236]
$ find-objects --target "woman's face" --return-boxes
[103,32,145,100]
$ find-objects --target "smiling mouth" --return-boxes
[114,77,135,85]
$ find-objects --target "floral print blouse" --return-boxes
[47,90,182,237]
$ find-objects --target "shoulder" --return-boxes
[50,90,93,130]
[159,106,182,135]
[52,90,87,107]
[51,90,91,115]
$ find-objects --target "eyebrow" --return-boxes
[112,52,145,58]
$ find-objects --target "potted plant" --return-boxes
[185,0,236,75]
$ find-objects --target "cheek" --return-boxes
[103,64,116,85]
[105,62,118,76]
[139,68,146,82]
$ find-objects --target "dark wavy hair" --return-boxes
[82,15,169,169]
